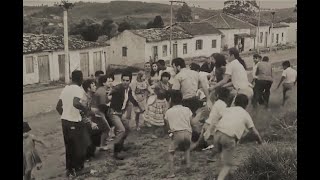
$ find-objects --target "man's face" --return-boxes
[106,78,114,88]
[253,57,260,64]
[172,64,180,74]
[122,76,131,89]
[144,63,151,72]
[89,82,97,93]
[227,54,233,62]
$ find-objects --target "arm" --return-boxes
[128,89,140,108]
[73,97,89,114]
[277,76,286,89]
[210,74,231,91]
[31,134,46,147]
[56,99,63,115]
[249,127,263,144]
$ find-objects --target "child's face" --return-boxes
[152,64,158,72]
[253,57,259,64]
[89,83,97,93]
[161,77,169,83]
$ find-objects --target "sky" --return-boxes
[23,0,297,10]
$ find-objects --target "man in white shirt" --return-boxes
[210,48,253,102]
[56,70,94,177]
[276,61,297,106]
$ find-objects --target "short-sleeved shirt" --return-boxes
[215,106,254,140]
[205,100,227,125]
[165,105,193,133]
[225,60,251,90]
[59,84,83,122]
[172,68,200,99]
[282,67,297,83]
[257,61,273,81]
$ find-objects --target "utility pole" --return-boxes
[169,0,185,65]
[271,11,275,52]
[59,0,74,84]
[257,0,261,54]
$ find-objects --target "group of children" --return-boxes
[23,53,296,180]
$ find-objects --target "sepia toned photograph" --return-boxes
[23,0,297,179]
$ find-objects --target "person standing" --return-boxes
[108,71,143,160]
[252,54,262,106]
[94,71,104,88]
[253,56,273,109]
[56,70,96,177]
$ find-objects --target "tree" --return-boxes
[175,3,192,22]
[118,21,131,32]
[80,23,102,41]
[102,19,114,36]
[153,15,164,28]
[146,21,154,29]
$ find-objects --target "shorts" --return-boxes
[213,130,237,166]
[168,130,192,152]
[283,83,294,92]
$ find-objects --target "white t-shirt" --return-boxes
[165,105,193,133]
[225,60,251,90]
[59,85,84,122]
[205,100,227,125]
[282,67,297,83]
[215,106,254,140]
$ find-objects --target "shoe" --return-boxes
[99,146,110,151]
[66,169,77,178]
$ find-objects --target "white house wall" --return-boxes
[219,29,251,49]
[270,27,288,46]
[281,22,296,43]
[107,30,146,66]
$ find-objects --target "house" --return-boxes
[23,33,108,85]
[107,22,222,66]
[200,13,256,52]
[279,22,296,44]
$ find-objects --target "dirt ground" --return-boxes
[25,68,297,180]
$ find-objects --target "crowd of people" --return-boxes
[23,47,297,180]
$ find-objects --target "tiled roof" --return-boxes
[273,23,290,28]
[129,28,193,42]
[233,14,270,27]
[23,33,106,54]
[176,22,222,35]
[200,13,255,29]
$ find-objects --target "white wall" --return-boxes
[219,29,251,49]
[281,22,296,43]
[107,30,146,66]
[270,27,288,46]
[256,26,270,48]
[145,34,221,61]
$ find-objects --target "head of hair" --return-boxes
[121,70,133,81]
[253,54,262,59]
[150,62,159,77]
[157,59,165,67]
[282,60,291,68]
[94,70,104,77]
[82,79,95,93]
[161,72,171,80]
[169,90,183,105]
[23,121,31,133]
[190,62,200,72]
[262,56,269,62]
[71,70,83,85]
[229,47,247,70]
[215,87,230,102]
[234,94,249,109]
[98,75,108,87]
[157,88,167,100]
[137,70,145,82]
[212,53,227,68]
[171,58,186,69]
[106,72,115,81]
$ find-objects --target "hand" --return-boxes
[91,122,98,130]
[203,130,211,141]
[206,100,213,111]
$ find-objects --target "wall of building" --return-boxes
[107,30,146,66]
[281,22,296,43]
[270,27,288,46]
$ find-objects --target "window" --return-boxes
[162,45,167,57]
[152,46,158,59]
[272,33,274,43]
[212,40,217,48]
[93,51,102,72]
[122,47,127,57]
[183,43,187,54]
[25,56,34,74]
[276,34,279,44]
[260,32,263,43]
[282,33,284,41]
[196,40,203,50]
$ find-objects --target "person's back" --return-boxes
[226,60,250,90]
[174,68,199,99]
[60,85,83,122]
[283,67,297,83]
[166,105,192,133]
[215,106,253,140]
[257,61,273,81]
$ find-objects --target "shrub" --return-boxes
[230,143,297,180]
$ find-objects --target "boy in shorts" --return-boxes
[165,90,193,178]
[211,94,263,180]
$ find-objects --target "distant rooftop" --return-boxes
[200,13,255,29]
[176,22,222,35]
[129,28,193,42]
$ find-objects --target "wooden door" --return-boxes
[38,55,50,83]
[80,52,89,77]
[173,44,178,59]
[58,54,65,81]
[93,51,102,73]
[265,32,268,47]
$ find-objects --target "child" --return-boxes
[131,71,149,131]
[23,121,46,180]
[191,87,230,151]
[276,61,297,106]
[210,94,263,180]
[164,90,193,178]
[143,88,169,138]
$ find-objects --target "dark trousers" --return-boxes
[252,80,273,108]
[182,96,203,116]
[61,119,88,171]
[109,109,130,153]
